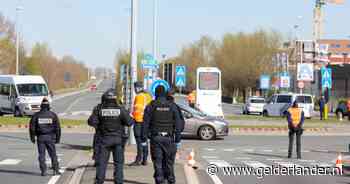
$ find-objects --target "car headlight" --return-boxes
[215,120,227,126]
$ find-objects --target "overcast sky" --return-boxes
[1,0,349,69]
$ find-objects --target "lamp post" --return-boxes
[15,6,23,75]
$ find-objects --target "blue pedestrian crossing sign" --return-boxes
[150,79,170,97]
[321,67,332,89]
[175,66,186,87]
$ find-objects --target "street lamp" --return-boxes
[15,6,24,75]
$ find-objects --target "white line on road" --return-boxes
[243,161,269,169]
[242,149,254,152]
[223,148,235,152]
[0,159,21,165]
[208,174,224,184]
[47,167,66,184]
[262,149,273,152]
[266,158,283,161]
[275,162,303,168]
[202,156,218,159]
[207,160,232,167]
[204,148,216,151]
[234,157,252,160]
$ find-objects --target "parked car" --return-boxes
[178,104,229,140]
[263,93,314,118]
[335,101,349,120]
[242,96,265,115]
[90,84,97,91]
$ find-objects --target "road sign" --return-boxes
[175,65,186,87]
[280,74,290,88]
[142,63,158,69]
[298,81,304,89]
[297,63,314,81]
[260,75,270,90]
[150,79,170,97]
[321,67,332,89]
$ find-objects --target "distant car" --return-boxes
[242,96,265,115]
[263,93,314,118]
[179,104,229,140]
[335,101,349,120]
[90,84,97,91]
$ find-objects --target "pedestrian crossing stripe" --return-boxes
[207,160,232,167]
[0,159,21,165]
[275,162,303,168]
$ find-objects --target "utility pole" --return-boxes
[15,6,23,75]
[129,0,138,145]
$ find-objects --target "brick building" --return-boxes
[318,39,350,64]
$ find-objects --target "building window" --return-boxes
[335,44,341,48]
[347,44,350,48]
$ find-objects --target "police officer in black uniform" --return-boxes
[88,91,133,184]
[143,85,183,184]
[29,98,61,176]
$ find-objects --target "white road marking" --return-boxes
[204,148,216,151]
[301,150,310,153]
[71,111,91,116]
[262,149,273,152]
[266,158,283,161]
[58,113,67,117]
[242,149,254,152]
[243,161,269,169]
[202,156,218,159]
[276,162,303,168]
[311,163,333,167]
[223,148,235,152]
[207,160,232,167]
[47,167,66,184]
[278,149,288,152]
[0,159,21,165]
[235,157,252,160]
[298,159,315,163]
[208,174,224,184]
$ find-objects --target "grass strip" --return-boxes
[0,116,86,126]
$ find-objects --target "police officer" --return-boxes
[319,96,326,120]
[286,101,304,159]
[88,91,133,184]
[129,81,152,166]
[143,85,183,184]
[29,98,61,176]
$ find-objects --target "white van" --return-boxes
[263,93,314,118]
[0,75,52,116]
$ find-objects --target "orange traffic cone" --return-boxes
[336,154,343,174]
[187,149,196,167]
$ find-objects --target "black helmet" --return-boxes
[40,97,50,110]
[155,85,167,98]
[102,90,117,104]
[134,81,144,93]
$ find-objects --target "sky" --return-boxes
[0,0,349,69]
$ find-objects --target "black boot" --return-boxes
[41,171,47,176]
[53,170,62,175]
[141,160,148,166]
[128,161,141,166]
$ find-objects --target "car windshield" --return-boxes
[17,84,48,96]
[250,99,265,103]
[296,96,313,104]
[179,104,207,117]
[277,95,292,103]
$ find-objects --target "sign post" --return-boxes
[321,66,332,120]
[175,65,186,94]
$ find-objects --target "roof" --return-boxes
[0,75,46,84]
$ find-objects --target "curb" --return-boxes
[230,127,330,133]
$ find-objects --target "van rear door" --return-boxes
[0,83,12,112]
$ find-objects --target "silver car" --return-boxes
[178,104,229,140]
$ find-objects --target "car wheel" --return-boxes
[14,107,23,117]
[336,111,344,120]
[263,110,268,117]
[198,125,216,140]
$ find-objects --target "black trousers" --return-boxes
[320,107,324,120]
[150,135,177,184]
[96,136,124,184]
[134,123,148,162]
[37,135,59,173]
[93,133,102,164]
[288,129,303,158]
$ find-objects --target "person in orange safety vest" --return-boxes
[286,101,304,159]
[187,91,196,108]
[129,81,152,166]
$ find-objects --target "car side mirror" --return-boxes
[50,90,54,97]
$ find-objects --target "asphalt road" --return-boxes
[0,132,92,184]
[182,135,350,184]
[52,79,114,120]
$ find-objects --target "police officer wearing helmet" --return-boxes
[286,101,304,159]
[129,81,152,166]
[143,85,183,184]
[88,90,133,184]
[29,98,61,176]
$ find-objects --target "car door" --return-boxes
[181,110,196,134]
[0,84,12,112]
[265,95,277,116]
[275,95,292,116]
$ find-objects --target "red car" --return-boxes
[90,84,97,91]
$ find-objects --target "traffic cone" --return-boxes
[187,149,196,167]
[336,154,343,174]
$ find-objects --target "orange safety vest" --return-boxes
[347,99,350,111]
[288,108,302,128]
[132,92,152,123]
[188,92,195,104]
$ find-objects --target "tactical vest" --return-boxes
[151,100,175,133]
[288,108,302,128]
[98,104,123,136]
[37,116,54,135]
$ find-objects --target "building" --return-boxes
[318,39,350,65]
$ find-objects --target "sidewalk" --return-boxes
[79,146,187,184]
